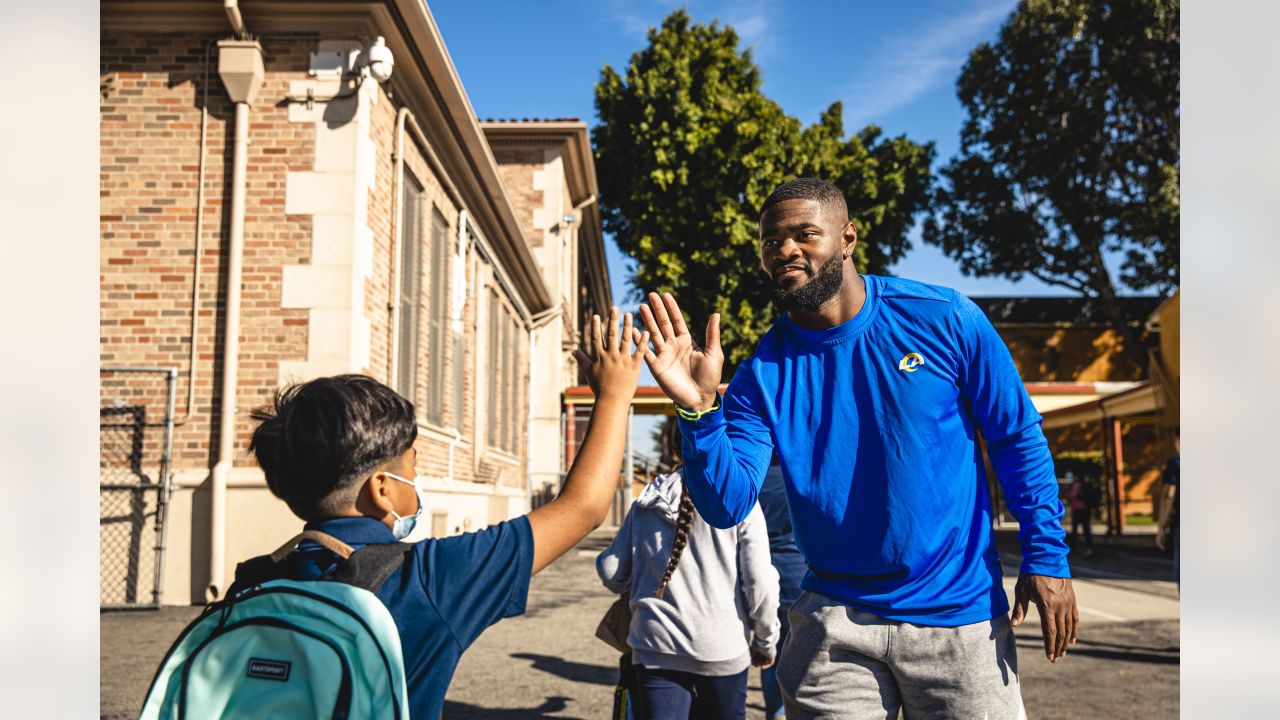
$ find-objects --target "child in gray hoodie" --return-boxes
[597,422,780,719]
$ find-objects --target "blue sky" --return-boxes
[433,0,1072,307]
[432,0,1067,459]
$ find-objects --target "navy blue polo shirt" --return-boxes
[289,515,533,719]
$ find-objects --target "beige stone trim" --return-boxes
[278,56,380,386]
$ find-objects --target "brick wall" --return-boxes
[101,31,530,487]
[364,87,525,487]
[102,28,543,602]
[489,146,544,248]
[101,32,316,471]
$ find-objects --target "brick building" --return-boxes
[100,1,609,606]
[481,119,611,503]
[970,296,1176,530]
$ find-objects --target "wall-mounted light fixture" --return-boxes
[360,36,394,83]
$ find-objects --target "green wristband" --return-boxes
[675,395,721,421]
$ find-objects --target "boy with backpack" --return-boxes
[140,309,648,719]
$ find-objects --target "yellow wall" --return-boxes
[1000,326,1149,382]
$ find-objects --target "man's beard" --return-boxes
[769,252,845,312]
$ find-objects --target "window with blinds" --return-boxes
[395,174,424,401]
[454,227,476,433]
[424,208,449,426]
[486,288,522,453]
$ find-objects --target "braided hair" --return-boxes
[654,480,695,599]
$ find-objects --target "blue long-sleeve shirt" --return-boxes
[678,275,1069,626]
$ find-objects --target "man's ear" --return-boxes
[842,221,858,259]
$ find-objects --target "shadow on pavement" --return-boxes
[510,652,618,686]
[1072,637,1180,654]
[443,696,582,719]
[1014,639,1180,665]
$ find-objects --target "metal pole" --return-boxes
[1113,418,1126,534]
[624,406,634,505]
[565,405,576,474]
[558,409,567,492]
[153,367,178,607]
[1103,416,1120,536]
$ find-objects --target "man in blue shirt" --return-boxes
[239,309,648,718]
[636,178,1078,719]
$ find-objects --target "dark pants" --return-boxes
[615,654,636,720]
[633,665,747,720]
[1070,508,1094,550]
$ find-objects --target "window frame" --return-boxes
[394,172,425,402]
[485,285,525,455]
[422,207,451,426]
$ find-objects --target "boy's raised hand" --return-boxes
[637,292,723,413]
[530,308,646,575]
[572,307,649,399]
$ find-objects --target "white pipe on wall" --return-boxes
[206,99,250,602]
[223,0,247,38]
[452,210,468,333]
[388,107,410,385]
[173,39,220,428]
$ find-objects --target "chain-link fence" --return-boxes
[100,367,176,609]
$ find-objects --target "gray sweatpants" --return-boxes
[777,591,1026,720]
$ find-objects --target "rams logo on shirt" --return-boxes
[898,352,925,373]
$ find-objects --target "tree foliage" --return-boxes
[925,0,1179,360]
[594,11,933,368]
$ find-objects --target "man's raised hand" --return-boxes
[636,292,723,412]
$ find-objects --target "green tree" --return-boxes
[594,10,933,369]
[925,0,1179,364]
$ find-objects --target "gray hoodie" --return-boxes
[596,470,780,676]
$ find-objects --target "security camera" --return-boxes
[361,36,394,83]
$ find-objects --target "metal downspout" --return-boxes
[388,107,410,384]
[206,100,250,602]
[223,0,247,38]
[154,368,178,605]
[207,34,263,602]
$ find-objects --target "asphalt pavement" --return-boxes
[101,528,1178,719]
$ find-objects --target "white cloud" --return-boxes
[840,0,1016,130]
[723,0,777,57]
[598,0,659,38]
[598,0,780,57]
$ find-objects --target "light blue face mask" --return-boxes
[384,472,428,541]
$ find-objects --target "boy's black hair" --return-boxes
[249,374,418,520]
[759,177,849,219]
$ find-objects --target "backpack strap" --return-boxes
[324,542,411,593]
[228,531,409,597]
[270,531,354,562]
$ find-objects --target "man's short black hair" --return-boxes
[760,177,849,219]
[249,374,418,520]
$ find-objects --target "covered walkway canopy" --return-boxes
[1038,380,1163,534]
[562,381,1149,418]
[1039,381,1159,429]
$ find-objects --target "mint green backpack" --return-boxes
[139,532,412,720]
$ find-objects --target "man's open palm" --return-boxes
[637,292,724,412]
